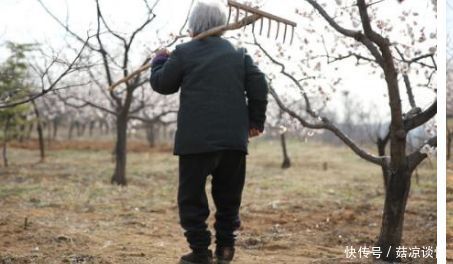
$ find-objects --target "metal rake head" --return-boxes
[227,0,297,44]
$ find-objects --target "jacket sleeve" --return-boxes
[150,47,183,95]
[244,52,268,132]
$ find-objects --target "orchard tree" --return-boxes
[265,101,293,169]
[0,43,32,166]
[0,31,88,162]
[38,0,189,185]
[133,94,177,147]
[239,0,436,261]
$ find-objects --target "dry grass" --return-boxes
[0,139,436,263]
[447,157,453,261]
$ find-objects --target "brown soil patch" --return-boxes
[10,139,172,153]
[0,141,436,263]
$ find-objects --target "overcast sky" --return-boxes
[0,0,437,122]
[448,0,453,55]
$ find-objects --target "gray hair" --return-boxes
[188,1,227,36]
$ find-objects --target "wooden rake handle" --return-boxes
[108,14,261,91]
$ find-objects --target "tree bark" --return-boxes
[105,120,110,135]
[26,122,33,140]
[280,133,291,169]
[47,120,52,144]
[376,168,411,262]
[377,137,389,188]
[79,123,86,137]
[31,100,45,162]
[359,0,407,257]
[282,2,435,262]
[146,122,156,147]
[68,121,76,140]
[111,110,128,185]
[2,116,11,167]
[162,124,169,141]
[18,123,26,142]
[89,120,96,137]
[52,119,59,140]
[75,122,82,137]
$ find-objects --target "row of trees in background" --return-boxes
[0,43,33,166]
[0,0,437,262]
[447,34,453,160]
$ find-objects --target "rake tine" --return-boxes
[235,7,239,23]
[275,22,280,40]
[283,23,288,44]
[290,26,295,45]
[259,17,264,35]
[267,18,271,38]
[252,19,256,33]
[244,11,248,29]
[227,6,232,25]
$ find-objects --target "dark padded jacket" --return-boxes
[150,36,268,155]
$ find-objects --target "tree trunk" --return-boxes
[46,120,52,146]
[89,120,96,137]
[52,119,59,140]
[31,100,45,162]
[79,123,86,137]
[18,123,26,142]
[105,121,110,135]
[75,122,81,137]
[162,124,167,140]
[68,121,76,140]
[375,38,407,261]
[2,116,11,167]
[376,168,411,262]
[101,120,110,135]
[111,111,128,186]
[26,122,33,140]
[280,133,291,169]
[377,137,389,188]
[146,122,156,147]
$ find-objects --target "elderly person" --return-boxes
[150,1,268,263]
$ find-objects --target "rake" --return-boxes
[108,0,297,91]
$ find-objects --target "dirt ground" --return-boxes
[447,157,453,261]
[0,139,436,263]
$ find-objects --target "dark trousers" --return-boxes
[178,150,246,250]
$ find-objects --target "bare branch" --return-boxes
[108,14,261,91]
[402,74,416,108]
[305,0,359,38]
[95,0,127,45]
[56,92,117,115]
[407,136,436,171]
[357,0,387,47]
[179,0,195,35]
[304,0,384,67]
[404,100,437,132]
[394,46,436,70]
[0,38,90,108]
[95,1,114,88]
[252,35,318,118]
[269,84,384,166]
[36,0,120,66]
[36,0,96,49]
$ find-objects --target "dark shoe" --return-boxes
[179,249,213,264]
[215,246,235,264]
